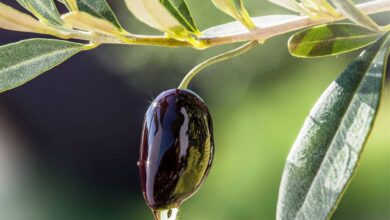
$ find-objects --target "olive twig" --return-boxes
[178,40,258,89]
[47,0,389,49]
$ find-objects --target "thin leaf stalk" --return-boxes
[178,40,258,89]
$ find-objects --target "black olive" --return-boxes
[138,89,214,212]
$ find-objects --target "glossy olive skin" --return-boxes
[139,89,214,210]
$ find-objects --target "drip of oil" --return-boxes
[153,208,179,220]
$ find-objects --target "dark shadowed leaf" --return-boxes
[161,0,198,33]
[0,39,85,93]
[16,0,64,26]
[288,24,381,58]
[277,32,390,220]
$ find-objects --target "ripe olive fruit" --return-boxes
[138,89,214,212]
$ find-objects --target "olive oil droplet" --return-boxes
[153,208,179,220]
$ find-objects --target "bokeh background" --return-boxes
[0,0,389,219]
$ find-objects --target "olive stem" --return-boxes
[178,40,258,89]
[177,3,258,89]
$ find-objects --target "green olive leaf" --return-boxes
[212,0,255,29]
[329,0,380,32]
[0,39,85,93]
[277,32,390,220]
[288,23,381,58]
[161,0,199,33]
[16,0,64,26]
[125,0,199,40]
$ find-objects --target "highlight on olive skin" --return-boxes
[138,89,214,219]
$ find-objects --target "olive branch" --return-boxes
[0,0,389,93]
[1,1,388,48]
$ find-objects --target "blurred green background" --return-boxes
[0,0,388,219]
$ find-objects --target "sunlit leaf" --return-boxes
[0,2,50,34]
[268,0,340,18]
[0,39,85,93]
[202,15,300,38]
[277,32,390,220]
[16,0,64,26]
[329,0,380,32]
[288,23,381,57]
[62,12,127,37]
[125,0,199,40]
[267,0,303,13]
[212,0,255,29]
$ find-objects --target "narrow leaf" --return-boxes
[277,32,390,220]
[124,0,182,36]
[62,12,126,37]
[202,15,300,38]
[212,0,255,29]
[57,0,78,11]
[125,0,198,40]
[330,0,380,32]
[0,2,50,34]
[160,0,199,33]
[16,0,64,26]
[74,0,123,30]
[0,39,85,93]
[288,23,381,57]
[267,0,303,13]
